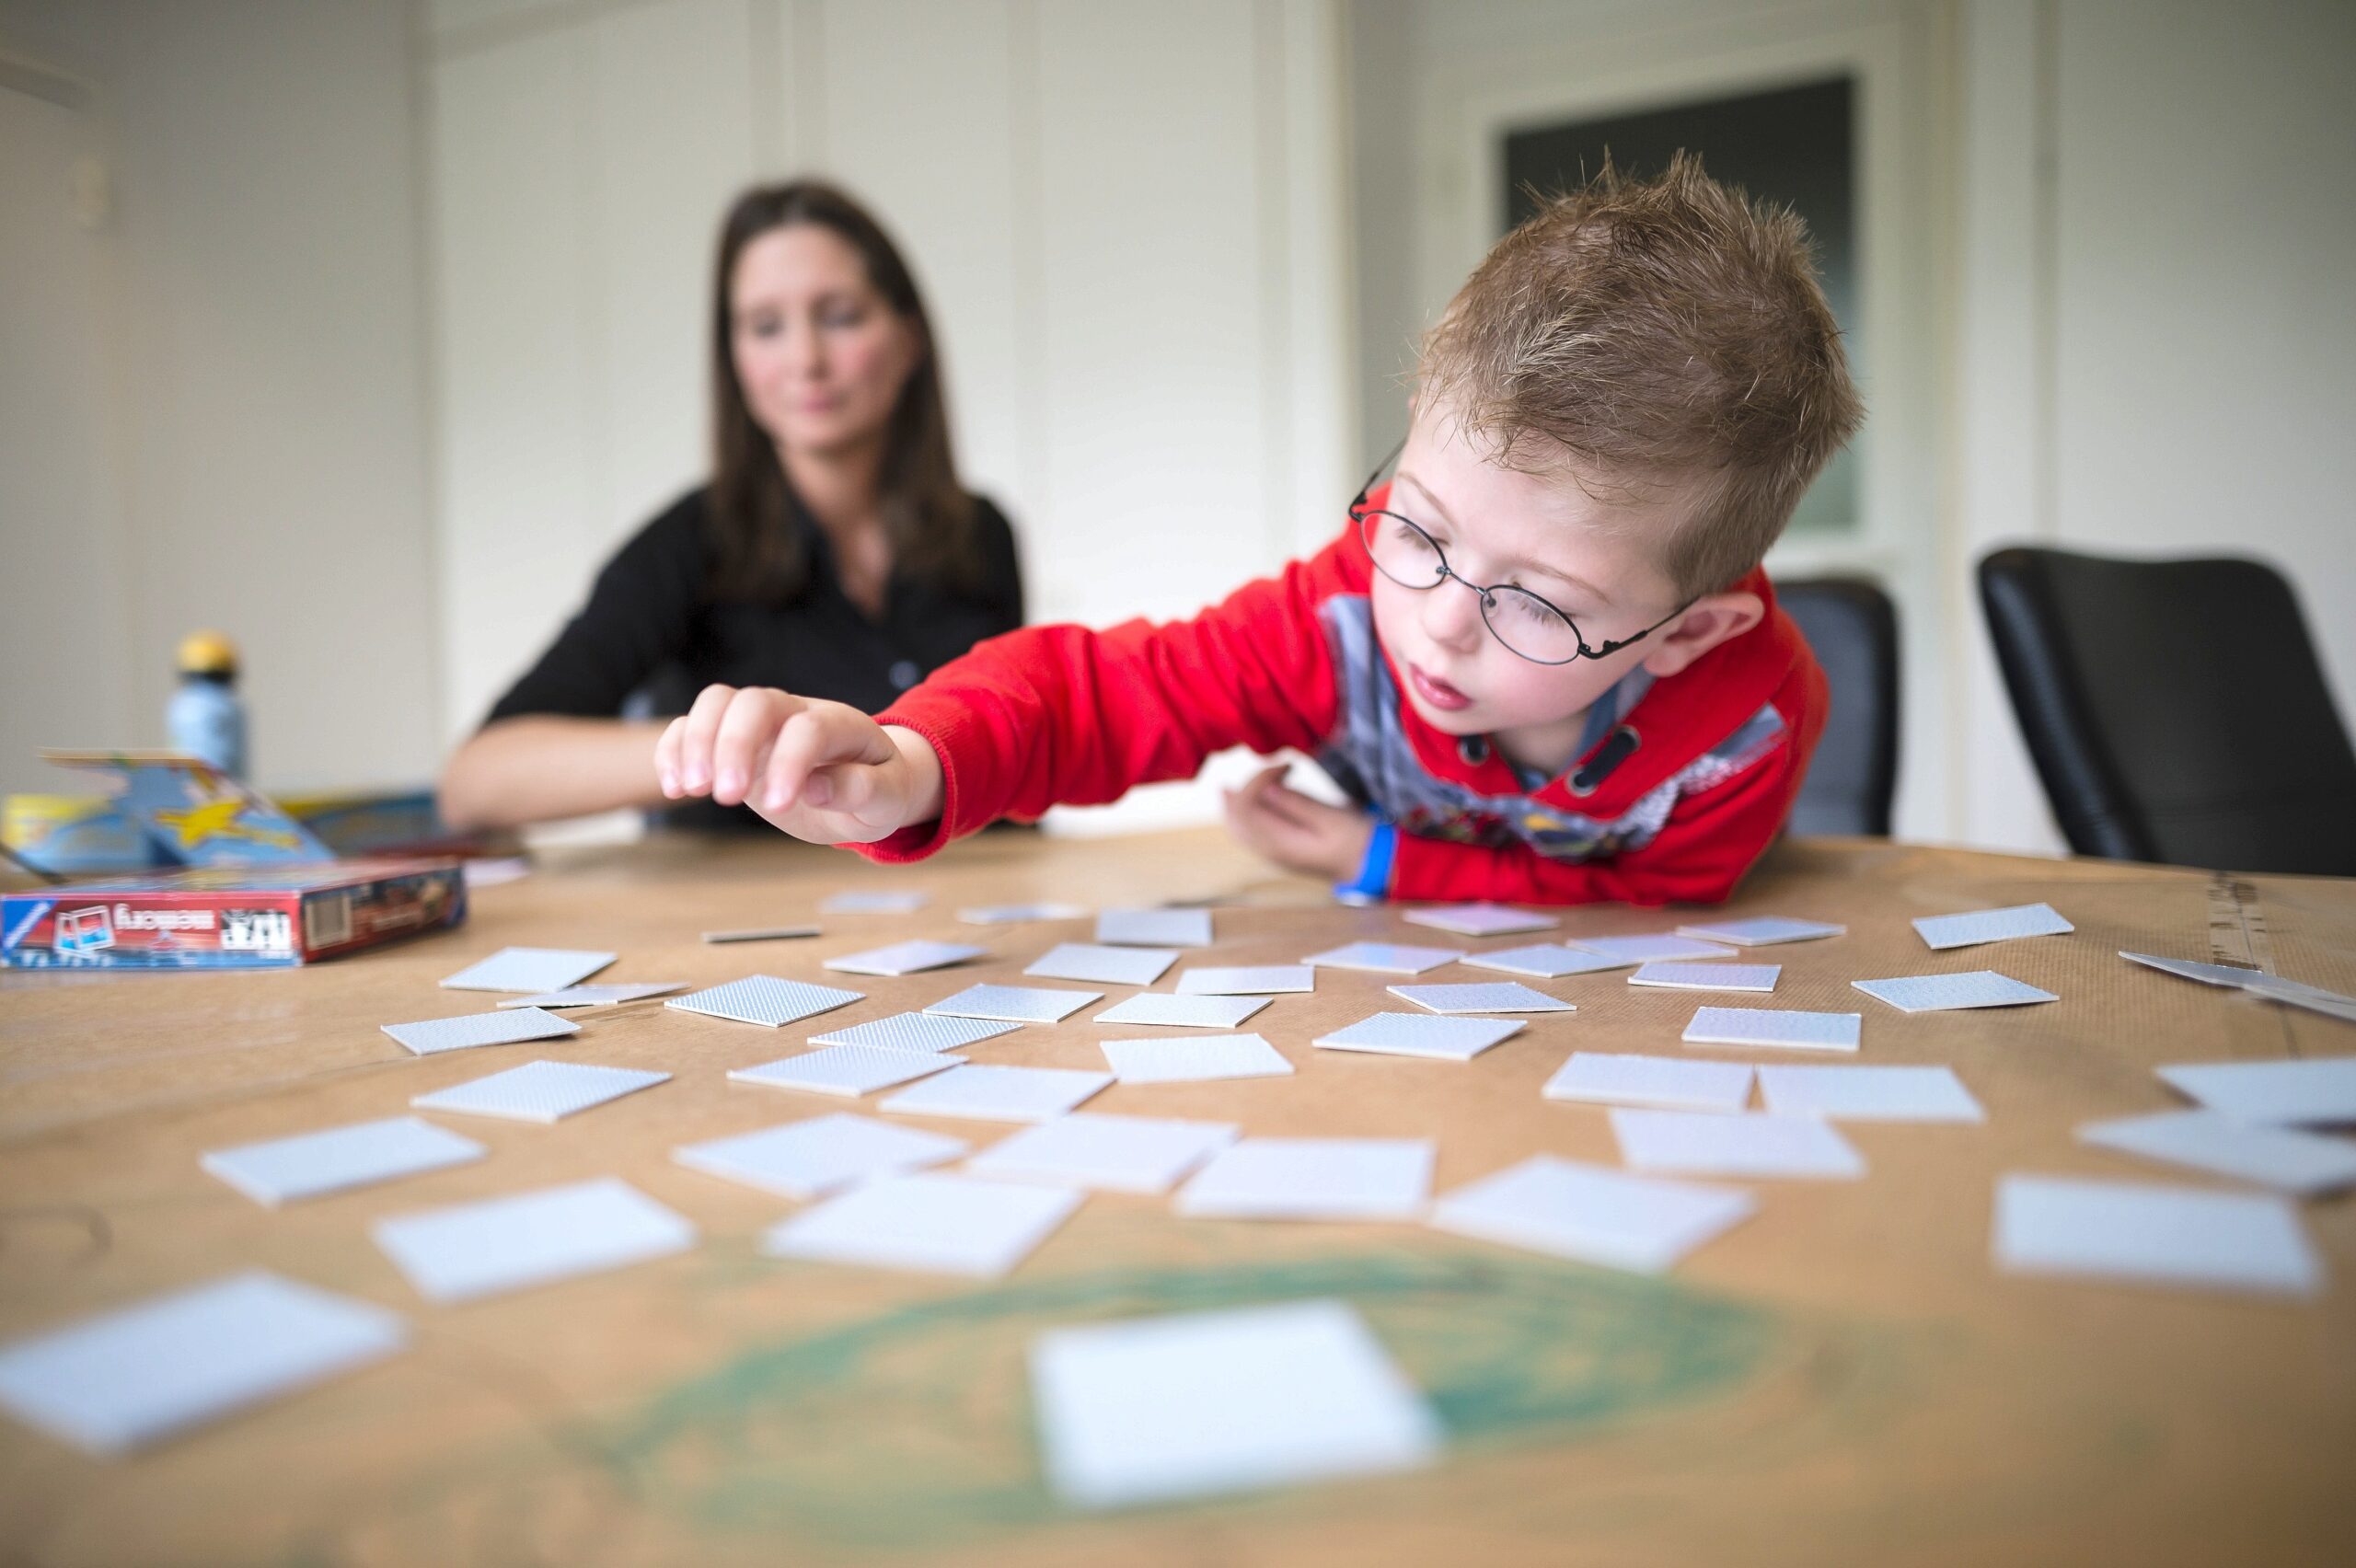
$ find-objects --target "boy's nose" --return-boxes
[1417,578,1487,651]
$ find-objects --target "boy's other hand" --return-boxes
[655,684,944,845]
[1221,763,1375,882]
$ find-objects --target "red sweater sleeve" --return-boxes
[852,535,1360,863]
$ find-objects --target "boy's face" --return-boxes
[1369,404,1752,777]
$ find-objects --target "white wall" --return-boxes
[0,0,439,796]
[424,0,1360,847]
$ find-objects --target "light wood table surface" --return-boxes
[3,828,2352,1566]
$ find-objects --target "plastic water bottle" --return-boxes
[167,629,248,779]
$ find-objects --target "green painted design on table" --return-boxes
[590,1249,1780,1551]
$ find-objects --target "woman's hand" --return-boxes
[655,684,944,845]
[1221,763,1375,882]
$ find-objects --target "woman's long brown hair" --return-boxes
[706,180,978,602]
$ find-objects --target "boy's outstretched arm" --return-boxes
[654,684,942,845]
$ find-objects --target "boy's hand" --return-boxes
[655,685,943,845]
[1221,764,1375,882]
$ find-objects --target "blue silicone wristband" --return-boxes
[1334,819,1397,904]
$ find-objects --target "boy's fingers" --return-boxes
[653,717,687,796]
[674,684,739,793]
[760,703,892,814]
[710,689,797,806]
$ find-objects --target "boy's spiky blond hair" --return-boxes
[1418,152,1865,597]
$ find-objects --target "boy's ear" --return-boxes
[1638,590,1765,678]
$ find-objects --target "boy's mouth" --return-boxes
[1407,662,1473,712]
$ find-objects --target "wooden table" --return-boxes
[3,830,2352,1566]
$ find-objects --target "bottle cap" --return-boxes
[176,629,239,676]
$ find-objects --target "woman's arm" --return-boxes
[438,715,670,832]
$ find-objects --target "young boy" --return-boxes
[654,156,1863,905]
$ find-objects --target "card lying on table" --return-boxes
[1092,992,1270,1030]
[1610,1109,1865,1179]
[1676,917,1845,947]
[1543,1052,1754,1113]
[1100,1033,1294,1084]
[1096,907,1213,948]
[1628,962,1780,993]
[439,946,615,993]
[1992,1173,2320,1297]
[764,1172,1081,1277]
[1851,972,2057,1013]
[1755,1064,1983,1123]
[959,902,1087,925]
[729,1044,964,1099]
[1026,942,1178,987]
[2076,1111,2356,1195]
[1301,941,1464,975]
[1387,981,1571,1015]
[0,1270,407,1457]
[926,983,1102,1023]
[879,1063,1113,1123]
[1314,1012,1524,1062]
[382,1007,579,1057]
[666,976,864,1028]
[1429,1155,1756,1274]
[497,982,683,1009]
[673,1113,966,1200]
[1176,964,1314,995]
[809,1011,1020,1053]
[202,1116,484,1207]
[1461,944,1625,979]
[821,890,929,915]
[823,940,986,977]
[1029,1299,1439,1510]
[411,1060,669,1124]
[1567,934,1737,964]
[1401,903,1558,937]
[1175,1136,1434,1220]
[1681,1006,1861,1052]
[372,1177,695,1305]
[1913,902,2073,951]
[967,1113,1241,1193]
[700,924,822,944]
[2153,1058,2356,1125]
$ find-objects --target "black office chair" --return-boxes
[1979,547,2356,874]
[1777,577,1900,836]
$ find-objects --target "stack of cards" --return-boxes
[1097,908,1213,947]
[1029,1300,1440,1508]
[1543,1053,1754,1114]
[1461,944,1624,979]
[879,1064,1113,1123]
[1676,917,1844,946]
[1177,965,1314,995]
[1680,1006,1861,1052]
[1567,934,1737,965]
[1628,962,1779,993]
[1387,982,1571,1015]
[496,982,683,1009]
[1754,1065,1983,1123]
[1610,1109,1865,1179]
[809,1012,1021,1053]
[1402,903,1557,937]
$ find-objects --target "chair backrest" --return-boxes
[1776,577,1900,837]
[1978,546,2356,874]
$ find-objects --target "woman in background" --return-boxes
[438,179,1022,831]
